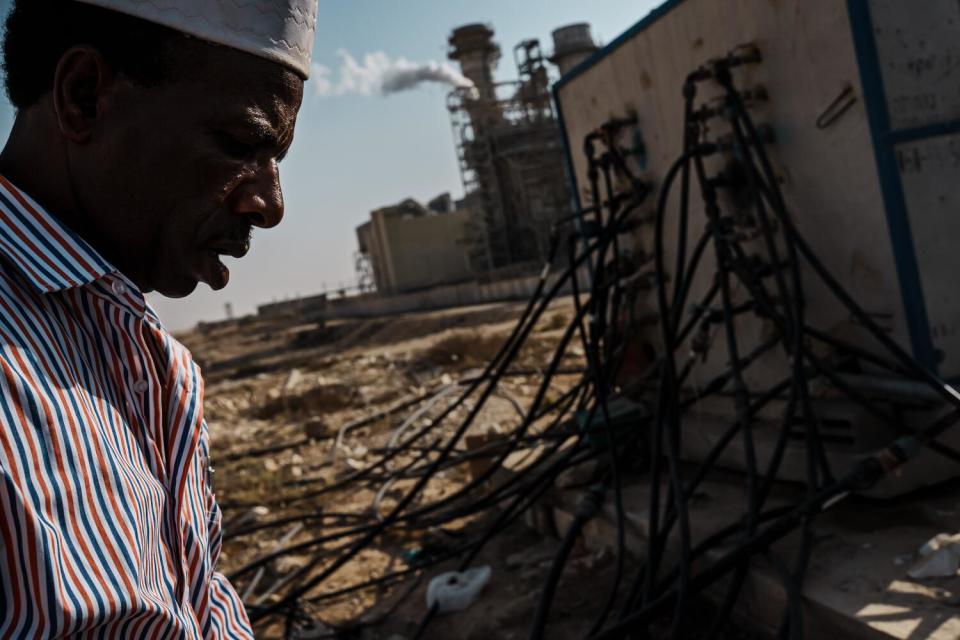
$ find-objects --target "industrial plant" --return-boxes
[445,23,596,274]
[353,22,599,294]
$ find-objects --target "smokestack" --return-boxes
[549,23,598,77]
[448,24,500,104]
[448,24,503,134]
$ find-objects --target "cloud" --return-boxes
[310,62,334,96]
[308,50,474,98]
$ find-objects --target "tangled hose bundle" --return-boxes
[224,45,960,640]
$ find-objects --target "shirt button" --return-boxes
[112,281,128,296]
[133,380,149,394]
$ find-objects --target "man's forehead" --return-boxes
[199,43,303,92]
[193,47,304,122]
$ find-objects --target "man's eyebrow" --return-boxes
[213,106,294,155]
[216,108,282,143]
[249,118,296,154]
[244,117,281,145]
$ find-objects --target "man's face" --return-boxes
[72,45,305,297]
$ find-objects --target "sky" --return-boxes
[0,0,664,331]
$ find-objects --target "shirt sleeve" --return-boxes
[200,428,255,640]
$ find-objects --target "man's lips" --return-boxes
[206,238,251,259]
[199,237,251,289]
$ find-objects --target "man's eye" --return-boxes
[214,132,256,160]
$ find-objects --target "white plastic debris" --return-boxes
[426,566,492,613]
[283,368,304,395]
[908,532,960,579]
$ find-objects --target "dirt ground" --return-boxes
[178,299,628,639]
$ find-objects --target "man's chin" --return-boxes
[151,277,202,299]
[148,254,230,297]
[205,277,229,293]
[199,250,231,290]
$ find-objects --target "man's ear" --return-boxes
[52,46,116,143]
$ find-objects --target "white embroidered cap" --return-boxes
[73,0,318,78]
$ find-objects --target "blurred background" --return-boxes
[0,0,658,331]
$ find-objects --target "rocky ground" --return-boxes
[178,300,635,639]
[179,291,960,640]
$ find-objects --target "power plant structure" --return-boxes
[446,23,598,275]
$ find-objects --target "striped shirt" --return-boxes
[0,176,253,639]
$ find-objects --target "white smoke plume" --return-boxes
[310,50,474,97]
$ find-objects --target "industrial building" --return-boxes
[445,23,598,274]
[355,194,472,295]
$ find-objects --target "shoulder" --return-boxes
[0,274,62,437]
[0,268,55,358]
[144,300,206,382]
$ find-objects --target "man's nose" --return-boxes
[231,160,284,229]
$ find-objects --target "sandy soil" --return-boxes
[178,300,616,639]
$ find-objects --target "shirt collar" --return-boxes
[0,175,116,293]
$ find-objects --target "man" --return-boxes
[0,0,317,637]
